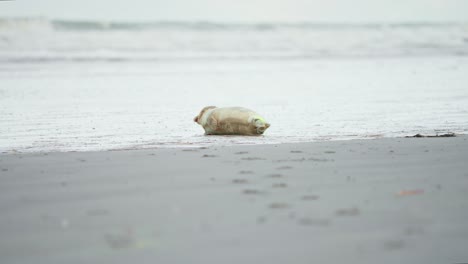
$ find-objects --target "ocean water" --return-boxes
[1,18,468,153]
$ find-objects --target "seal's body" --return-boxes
[194,106,270,135]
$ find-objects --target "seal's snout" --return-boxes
[194,116,199,123]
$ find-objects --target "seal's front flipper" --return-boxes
[204,116,218,135]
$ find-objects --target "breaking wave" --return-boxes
[1,17,468,62]
[0,17,466,31]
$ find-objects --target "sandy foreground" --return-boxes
[1,136,468,264]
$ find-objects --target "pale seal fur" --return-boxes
[194,106,270,135]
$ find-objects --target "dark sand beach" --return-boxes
[1,136,468,264]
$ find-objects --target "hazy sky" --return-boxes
[1,0,467,22]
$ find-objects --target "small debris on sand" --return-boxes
[397,189,424,196]
[406,133,455,138]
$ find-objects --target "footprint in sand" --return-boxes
[290,150,303,153]
[383,240,405,250]
[241,157,265,161]
[308,157,330,162]
[335,207,360,216]
[235,151,249,155]
[301,195,320,201]
[104,232,134,250]
[272,183,288,188]
[298,218,331,227]
[202,154,217,158]
[182,149,198,152]
[276,166,293,170]
[404,226,424,236]
[87,209,110,216]
[239,170,254,175]
[257,216,267,224]
[232,179,248,184]
[243,189,262,195]
[269,202,290,209]
[266,173,283,178]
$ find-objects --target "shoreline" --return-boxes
[2,132,466,155]
[2,55,467,154]
[1,136,468,263]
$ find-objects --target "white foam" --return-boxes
[1,56,467,153]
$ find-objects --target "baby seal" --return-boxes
[194,106,270,135]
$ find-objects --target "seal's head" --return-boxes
[194,106,217,125]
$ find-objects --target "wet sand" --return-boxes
[1,136,468,264]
